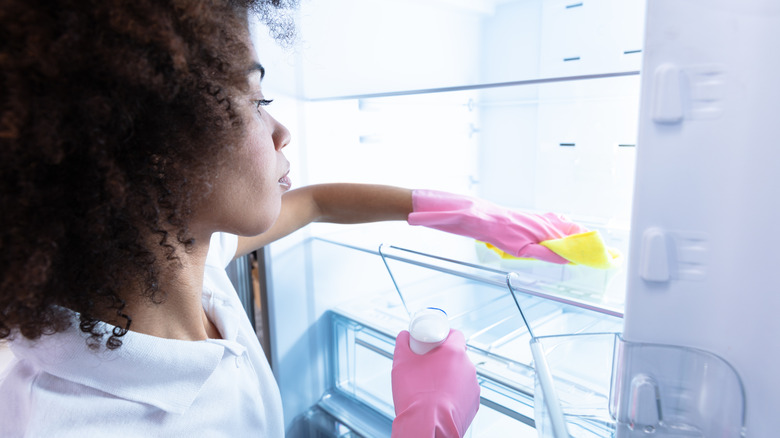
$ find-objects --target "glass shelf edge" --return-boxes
[305,70,641,102]
[314,237,624,319]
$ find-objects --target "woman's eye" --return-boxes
[254,99,274,110]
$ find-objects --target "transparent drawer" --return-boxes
[333,315,396,419]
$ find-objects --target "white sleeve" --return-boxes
[205,232,239,269]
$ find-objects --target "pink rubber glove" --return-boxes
[391,329,480,438]
[407,189,588,264]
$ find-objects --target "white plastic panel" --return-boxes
[624,1,780,436]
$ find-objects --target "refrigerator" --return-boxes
[240,0,779,436]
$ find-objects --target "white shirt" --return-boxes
[0,233,284,437]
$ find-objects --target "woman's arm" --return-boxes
[234,183,412,258]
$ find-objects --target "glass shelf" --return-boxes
[309,236,623,436]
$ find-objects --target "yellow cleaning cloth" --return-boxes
[482,230,622,269]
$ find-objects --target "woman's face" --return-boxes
[193,59,291,239]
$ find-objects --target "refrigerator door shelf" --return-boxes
[531,333,746,438]
[611,337,746,438]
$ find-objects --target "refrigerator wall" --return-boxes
[250,0,645,435]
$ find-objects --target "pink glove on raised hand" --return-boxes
[407,189,588,264]
[391,329,480,438]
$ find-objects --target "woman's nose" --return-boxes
[271,116,291,151]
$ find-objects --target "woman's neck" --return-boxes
[112,232,221,341]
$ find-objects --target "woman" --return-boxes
[0,1,584,436]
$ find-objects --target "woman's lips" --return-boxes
[279,174,291,190]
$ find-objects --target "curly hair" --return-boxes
[0,0,297,349]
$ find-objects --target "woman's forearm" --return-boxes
[234,183,412,258]
[310,183,412,224]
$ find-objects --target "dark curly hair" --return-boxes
[0,0,297,349]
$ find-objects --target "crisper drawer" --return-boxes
[311,237,624,437]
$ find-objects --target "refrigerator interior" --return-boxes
[251,0,645,435]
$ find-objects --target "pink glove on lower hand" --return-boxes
[407,189,588,264]
[391,329,480,438]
